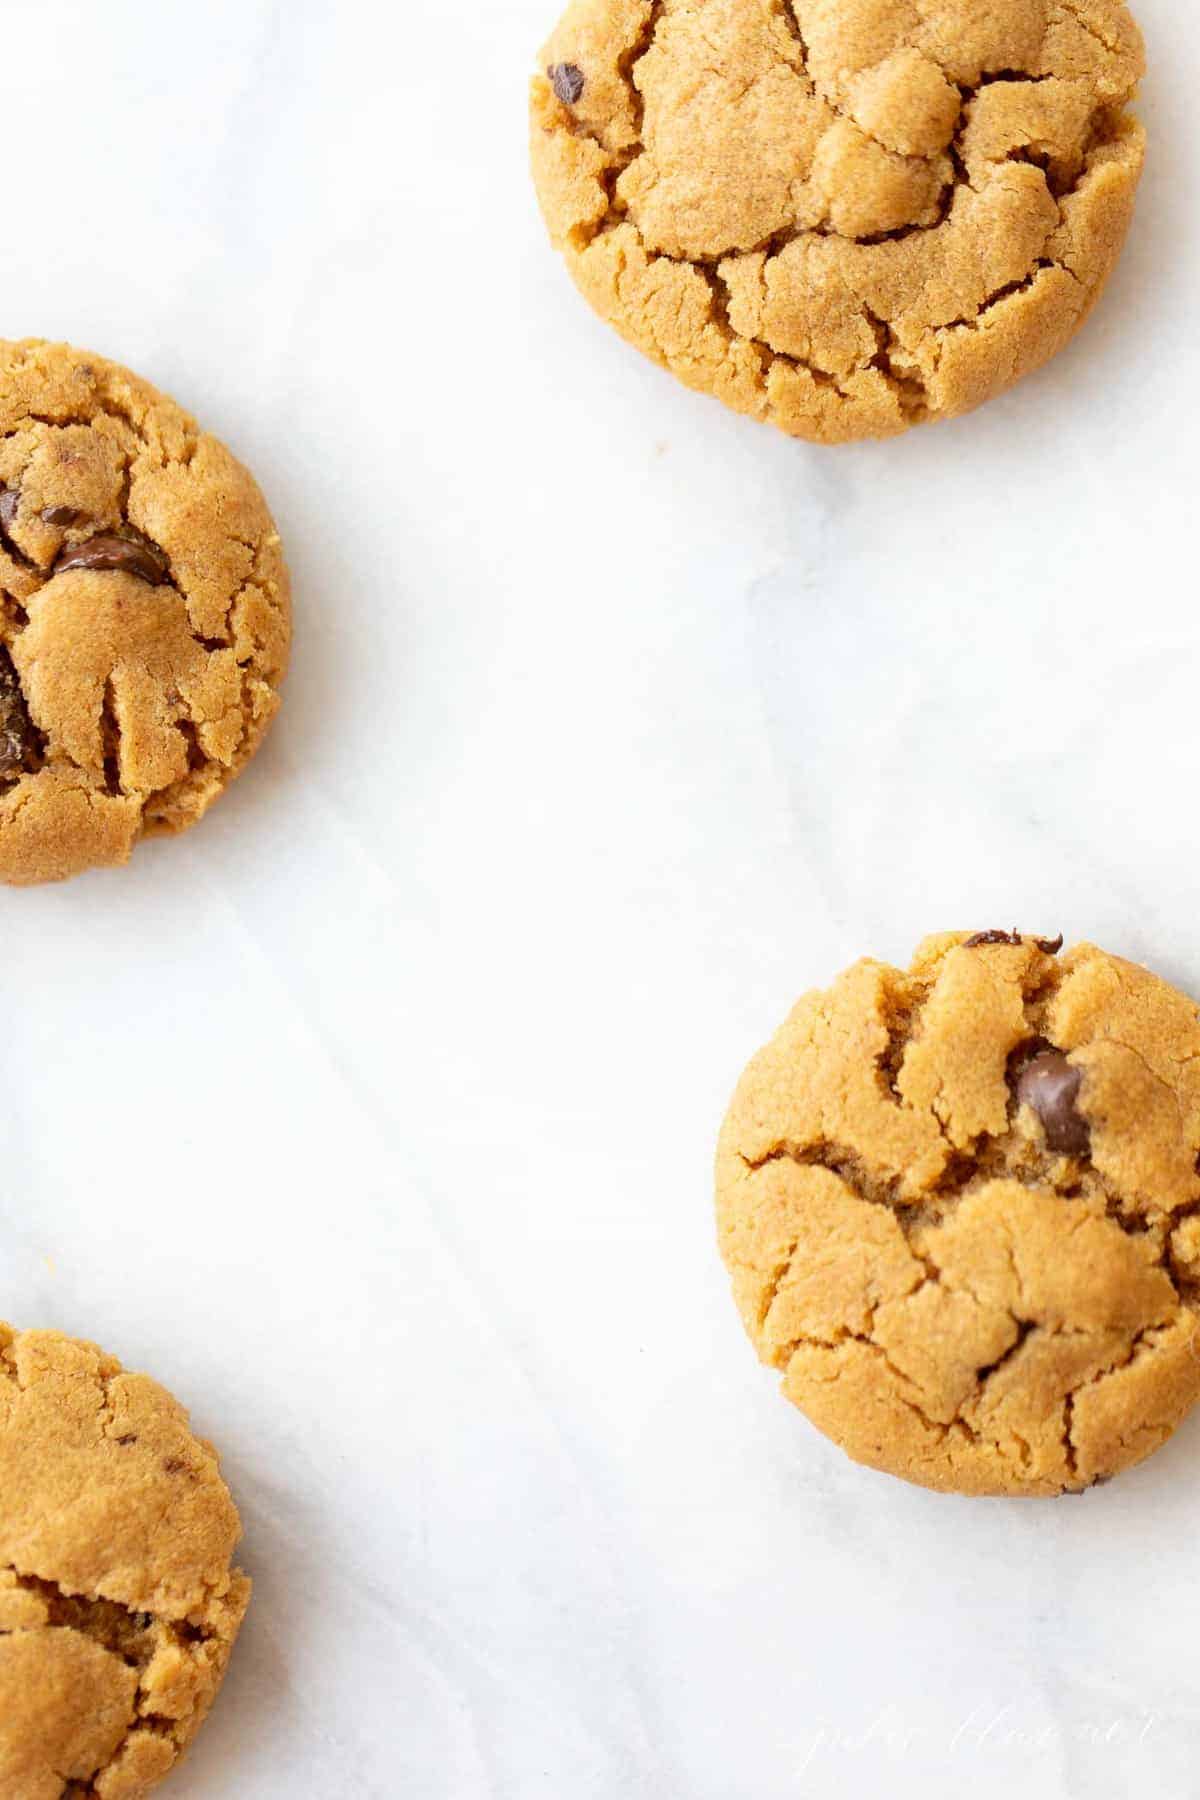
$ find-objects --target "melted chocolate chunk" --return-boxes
[55,532,168,586]
[548,61,586,104]
[1015,1049,1090,1156]
[0,648,40,778]
[965,929,1063,953]
[0,489,19,534]
[41,504,86,527]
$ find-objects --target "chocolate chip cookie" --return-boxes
[0,340,290,884]
[717,934,1200,1495]
[531,0,1145,442]
[0,1324,249,1798]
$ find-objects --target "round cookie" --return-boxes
[716,934,1200,1496]
[0,340,290,884]
[0,1325,249,1798]
[531,0,1146,442]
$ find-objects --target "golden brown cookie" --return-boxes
[717,934,1200,1495]
[0,340,290,884]
[531,0,1146,442]
[0,1325,250,1799]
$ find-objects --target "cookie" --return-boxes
[0,1325,249,1798]
[531,0,1145,443]
[0,340,290,884]
[716,934,1200,1496]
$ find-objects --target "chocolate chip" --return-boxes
[0,489,19,533]
[0,647,40,778]
[548,61,585,104]
[1016,1049,1090,1156]
[55,532,168,586]
[965,929,1064,953]
[41,504,86,527]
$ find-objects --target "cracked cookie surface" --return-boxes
[0,340,290,884]
[531,0,1145,442]
[0,1325,249,1799]
[716,935,1200,1495]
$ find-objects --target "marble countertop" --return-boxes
[3,1,1197,1794]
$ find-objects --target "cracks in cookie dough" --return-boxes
[699,262,891,404]
[1,400,198,467]
[861,309,931,420]
[746,1140,904,1212]
[640,243,927,415]
[1,1560,222,1800]
[173,720,208,777]
[976,1318,1036,1386]
[779,1293,1179,1490]
[1055,0,1123,56]
[790,1328,957,1442]
[620,0,666,138]
[754,1235,803,1339]
[1061,1388,1081,1482]
[876,970,931,1102]
[1058,1320,1175,1485]
[769,0,816,88]
[0,1566,212,1659]
[776,1322,1043,1472]
[926,255,1084,378]
[98,680,123,798]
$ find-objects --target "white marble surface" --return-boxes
[2,1,1198,1794]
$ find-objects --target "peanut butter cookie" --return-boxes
[0,1325,249,1798]
[531,0,1146,442]
[0,340,290,884]
[717,935,1200,1495]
